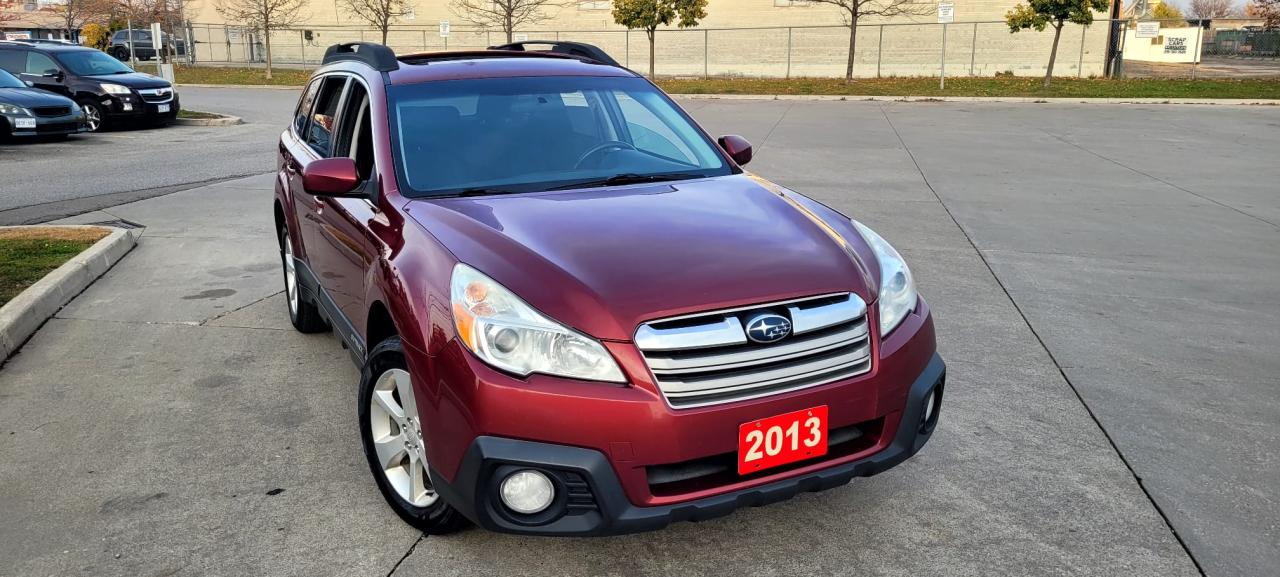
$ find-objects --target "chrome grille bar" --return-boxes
[635,293,873,408]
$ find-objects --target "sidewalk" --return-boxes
[0,173,1198,575]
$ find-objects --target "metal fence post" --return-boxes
[1192,22,1202,79]
[300,30,306,67]
[625,30,630,68]
[939,23,947,89]
[704,29,709,79]
[422,30,427,51]
[786,28,793,79]
[1078,25,1086,77]
[970,22,977,76]
[876,25,883,78]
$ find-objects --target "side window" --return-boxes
[293,79,321,136]
[306,76,347,157]
[25,52,59,76]
[135,31,151,42]
[0,50,23,75]
[334,81,373,181]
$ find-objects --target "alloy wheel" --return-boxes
[369,368,437,507]
[282,234,299,315]
[82,105,101,132]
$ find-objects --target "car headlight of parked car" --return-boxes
[99,83,131,95]
[852,220,917,338]
[0,103,30,116]
[451,263,626,383]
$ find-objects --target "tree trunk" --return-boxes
[845,14,859,82]
[506,13,513,44]
[1044,21,1063,88]
[381,26,389,45]
[264,28,274,80]
[647,28,655,78]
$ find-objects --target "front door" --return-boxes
[18,51,70,98]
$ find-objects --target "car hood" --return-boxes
[404,174,877,341]
[0,87,74,108]
[87,72,171,89]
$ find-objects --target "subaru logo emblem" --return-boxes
[744,313,792,344]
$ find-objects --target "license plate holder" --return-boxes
[738,405,828,475]
[157,103,170,113]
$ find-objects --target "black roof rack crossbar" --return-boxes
[488,41,622,67]
[322,42,399,72]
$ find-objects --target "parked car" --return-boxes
[0,42,178,132]
[276,41,944,536]
[109,29,187,61]
[0,68,86,139]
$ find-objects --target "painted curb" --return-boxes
[174,114,244,126]
[174,83,1279,105]
[177,83,302,90]
[674,94,1280,105]
[0,226,139,361]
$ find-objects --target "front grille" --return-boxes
[635,293,873,408]
[31,106,70,117]
[138,88,173,103]
[35,121,78,133]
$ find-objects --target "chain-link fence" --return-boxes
[177,19,1279,80]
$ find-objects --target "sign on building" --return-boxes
[1136,21,1160,39]
[937,2,954,24]
[439,21,450,38]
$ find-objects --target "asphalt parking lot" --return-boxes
[1,88,1277,577]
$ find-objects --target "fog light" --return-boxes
[923,390,936,423]
[499,469,554,515]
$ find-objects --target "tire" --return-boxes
[360,337,469,534]
[279,228,328,333]
[77,99,105,133]
[112,47,129,60]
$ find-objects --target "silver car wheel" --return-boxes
[370,368,438,507]
[83,105,101,132]
[282,233,299,315]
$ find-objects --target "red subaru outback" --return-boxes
[276,41,944,536]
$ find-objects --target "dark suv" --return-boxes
[277,42,944,536]
[0,42,178,131]
[109,29,188,61]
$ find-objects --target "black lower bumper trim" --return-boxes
[431,353,946,536]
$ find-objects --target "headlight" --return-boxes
[99,83,131,95]
[852,220,917,337]
[450,264,625,383]
[0,103,30,115]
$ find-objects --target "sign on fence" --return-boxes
[1136,21,1160,39]
[439,21,450,38]
[937,3,954,24]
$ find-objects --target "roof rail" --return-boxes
[322,42,399,72]
[488,41,622,67]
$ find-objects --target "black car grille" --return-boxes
[36,121,79,133]
[32,106,71,117]
[139,89,172,103]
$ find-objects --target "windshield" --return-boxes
[0,69,23,88]
[56,50,134,76]
[389,76,731,196]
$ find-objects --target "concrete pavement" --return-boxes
[1,94,1277,576]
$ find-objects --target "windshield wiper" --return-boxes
[547,172,706,191]
[452,187,523,197]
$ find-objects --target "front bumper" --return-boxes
[429,353,945,536]
[102,91,180,121]
[2,113,87,137]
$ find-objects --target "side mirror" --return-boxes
[302,157,362,196]
[718,135,753,167]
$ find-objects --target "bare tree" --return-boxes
[216,0,307,79]
[341,0,412,45]
[1188,0,1239,18]
[1246,0,1279,27]
[48,0,113,40]
[451,0,562,44]
[807,0,933,82]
